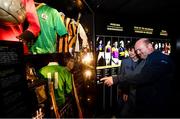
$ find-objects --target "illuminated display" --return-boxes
[134,26,153,34]
[96,35,171,70]
[160,30,168,36]
[107,23,123,31]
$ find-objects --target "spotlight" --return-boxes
[82,52,93,64]
[84,70,92,78]
[76,0,83,9]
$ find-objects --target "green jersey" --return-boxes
[39,63,72,107]
[31,3,67,54]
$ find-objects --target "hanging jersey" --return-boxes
[112,47,119,58]
[58,15,77,53]
[68,19,78,52]
[58,13,71,53]
[39,65,72,107]
[119,46,126,59]
[74,23,89,52]
[105,45,111,52]
[98,44,103,51]
[58,12,89,53]
[30,4,67,54]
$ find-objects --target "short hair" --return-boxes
[126,41,135,50]
[140,38,151,45]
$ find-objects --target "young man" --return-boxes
[116,42,145,117]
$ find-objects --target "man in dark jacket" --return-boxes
[101,38,174,117]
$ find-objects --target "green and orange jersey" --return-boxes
[31,3,67,54]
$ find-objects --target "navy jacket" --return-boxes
[115,50,174,117]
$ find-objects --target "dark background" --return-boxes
[41,0,179,25]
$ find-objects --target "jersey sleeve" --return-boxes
[53,9,67,37]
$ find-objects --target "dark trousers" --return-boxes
[116,90,136,118]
